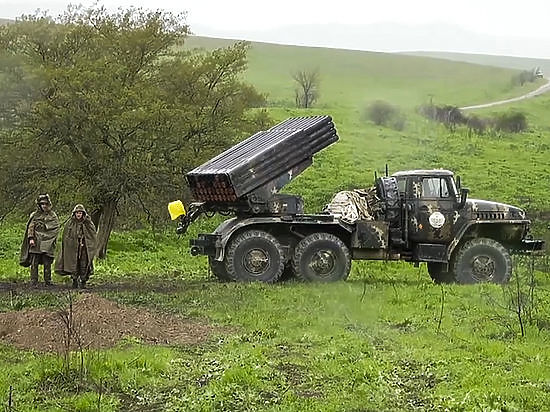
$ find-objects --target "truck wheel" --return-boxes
[452,238,512,284]
[225,230,285,283]
[427,262,454,284]
[293,233,351,282]
[208,256,232,282]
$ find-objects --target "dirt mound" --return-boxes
[0,294,217,352]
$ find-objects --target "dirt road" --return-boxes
[460,78,550,111]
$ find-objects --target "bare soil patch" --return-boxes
[0,293,218,352]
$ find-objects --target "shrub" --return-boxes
[417,104,467,130]
[366,100,406,130]
[466,115,487,135]
[494,112,528,133]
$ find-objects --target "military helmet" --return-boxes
[36,194,51,205]
[72,204,87,215]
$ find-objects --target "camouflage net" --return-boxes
[324,187,383,224]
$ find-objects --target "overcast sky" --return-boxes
[2,0,550,56]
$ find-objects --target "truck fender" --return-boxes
[446,220,528,260]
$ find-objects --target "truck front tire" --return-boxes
[452,238,512,284]
[225,230,285,283]
[293,233,351,282]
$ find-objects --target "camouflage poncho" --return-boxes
[55,213,97,276]
[19,208,60,267]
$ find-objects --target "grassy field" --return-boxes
[2,37,550,411]
[1,226,550,411]
[185,36,545,110]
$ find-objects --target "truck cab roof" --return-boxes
[392,169,454,178]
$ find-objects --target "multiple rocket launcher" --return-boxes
[186,116,339,204]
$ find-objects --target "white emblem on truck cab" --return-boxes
[429,211,445,229]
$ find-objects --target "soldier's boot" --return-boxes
[30,258,39,287]
[80,278,87,289]
[43,263,53,286]
[72,277,79,289]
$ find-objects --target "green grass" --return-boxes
[2,38,550,411]
[2,261,550,410]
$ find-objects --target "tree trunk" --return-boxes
[96,199,117,259]
[90,207,102,228]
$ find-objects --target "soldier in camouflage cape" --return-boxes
[20,194,60,286]
[55,204,97,289]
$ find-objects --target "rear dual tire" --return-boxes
[208,256,232,282]
[224,230,285,283]
[292,233,351,282]
[222,230,350,283]
[427,262,455,284]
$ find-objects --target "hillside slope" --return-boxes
[184,36,538,110]
[402,51,550,78]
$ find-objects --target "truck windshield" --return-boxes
[449,178,458,199]
[421,177,450,198]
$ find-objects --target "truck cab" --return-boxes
[394,169,461,246]
[387,170,541,282]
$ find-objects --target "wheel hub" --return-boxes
[243,248,269,275]
[471,255,496,281]
[309,250,336,276]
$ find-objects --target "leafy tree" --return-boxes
[0,6,267,257]
[292,68,320,108]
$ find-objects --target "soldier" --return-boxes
[20,194,60,286]
[55,204,97,289]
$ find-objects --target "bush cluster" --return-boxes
[418,104,528,134]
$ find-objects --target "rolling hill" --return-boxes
[402,51,550,78]
[185,36,537,110]
[193,22,550,61]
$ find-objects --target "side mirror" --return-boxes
[459,187,469,208]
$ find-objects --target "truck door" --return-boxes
[408,176,456,244]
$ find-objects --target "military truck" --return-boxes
[169,116,544,284]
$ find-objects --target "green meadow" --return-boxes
[186,36,546,109]
[1,37,550,411]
